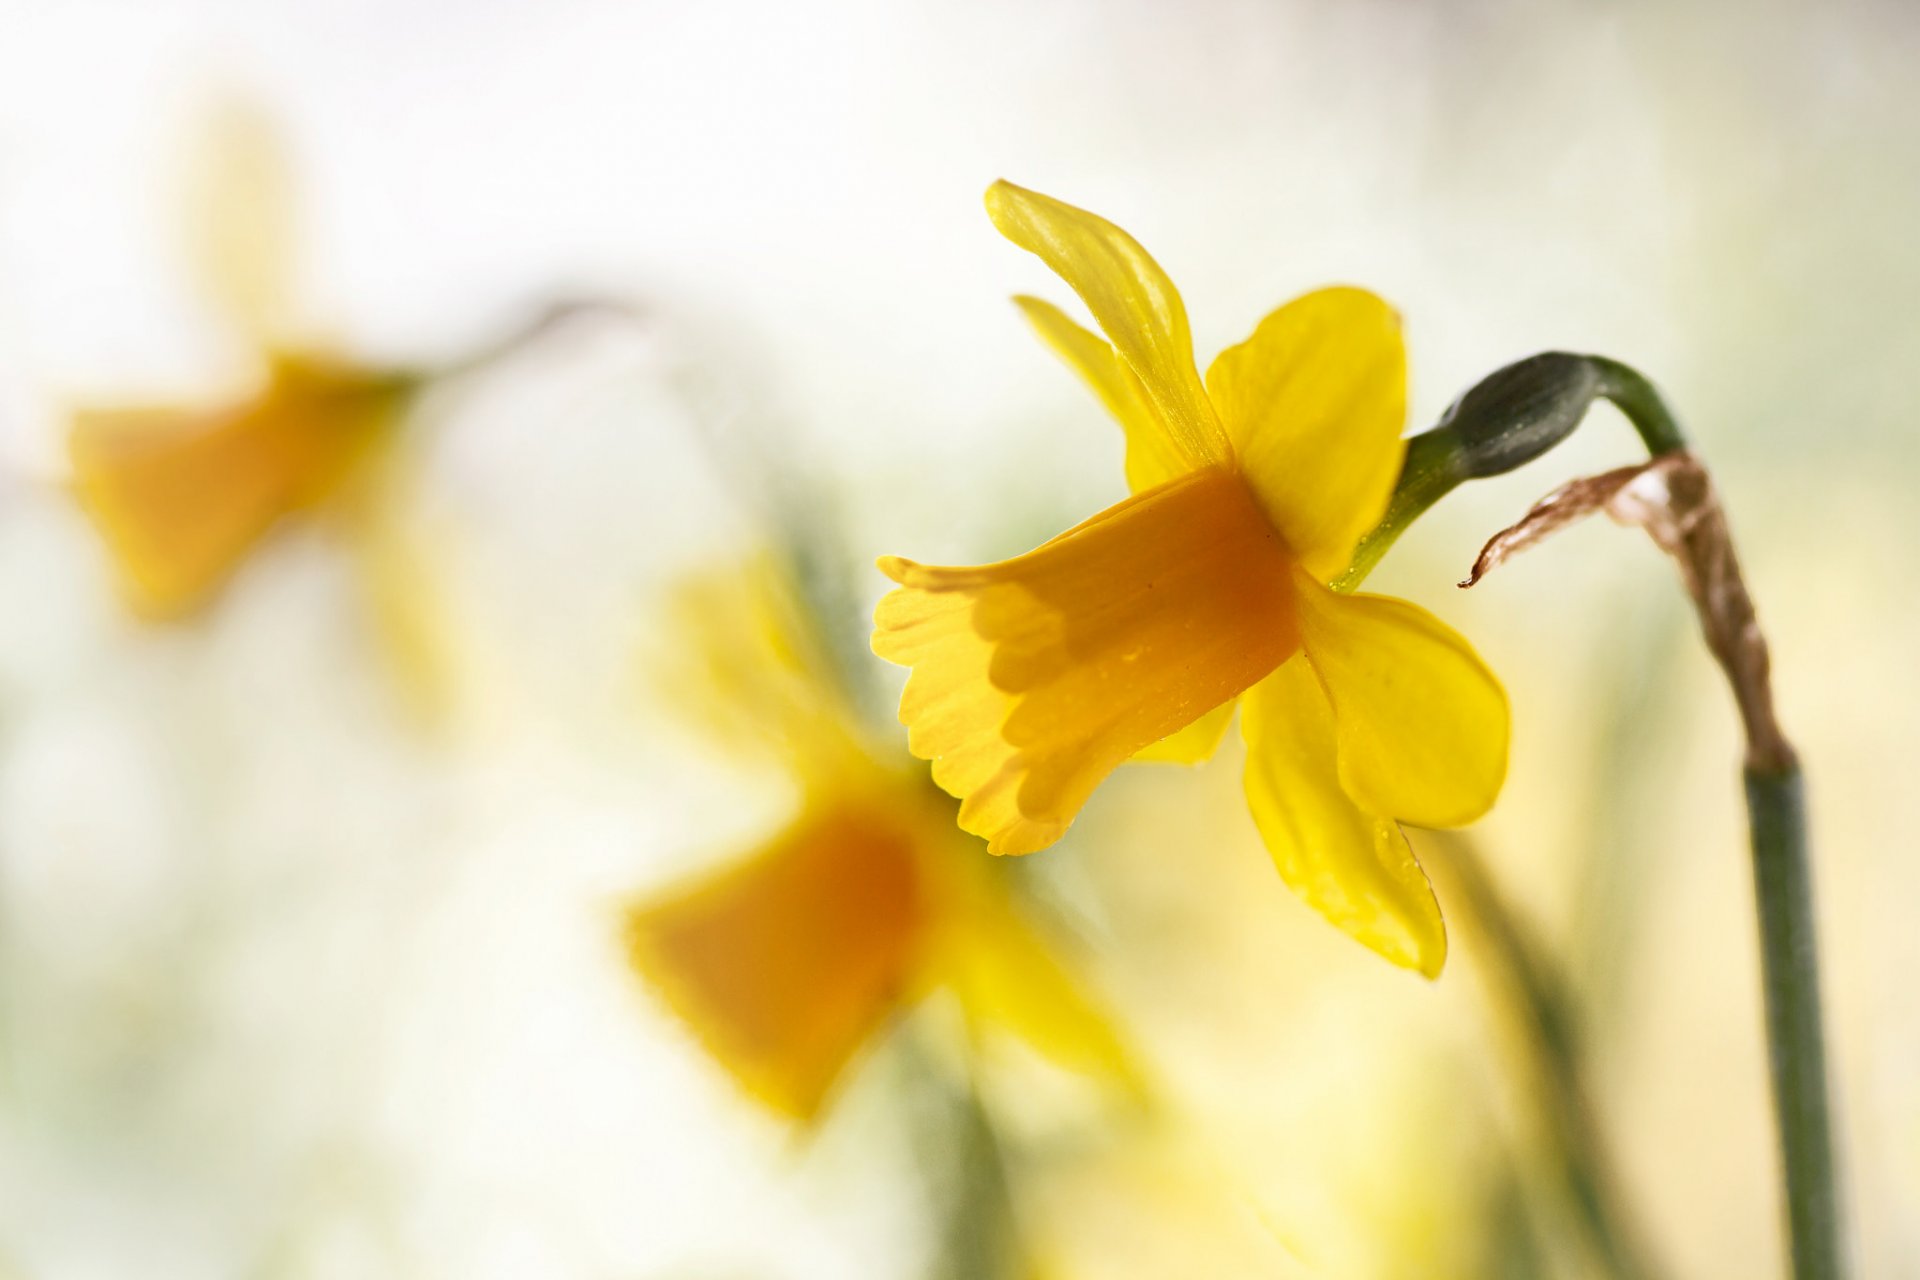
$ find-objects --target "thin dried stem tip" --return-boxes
[1462,450,1795,774]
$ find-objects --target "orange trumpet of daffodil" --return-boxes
[872,182,1509,977]
[628,555,1135,1120]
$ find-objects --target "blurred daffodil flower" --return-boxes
[628,554,1135,1121]
[70,354,413,619]
[66,103,424,627]
[872,182,1509,977]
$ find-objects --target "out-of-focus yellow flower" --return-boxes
[872,183,1508,977]
[629,555,1134,1121]
[66,102,418,623]
[71,355,410,618]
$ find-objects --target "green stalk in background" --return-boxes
[1426,830,1661,1280]
[1347,352,1842,1280]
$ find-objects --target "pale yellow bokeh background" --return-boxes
[0,1,1916,1276]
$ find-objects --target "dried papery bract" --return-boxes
[1461,450,1792,772]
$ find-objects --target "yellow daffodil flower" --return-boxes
[628,555,1135,1121]
[872,183,1509,977]
[67,102,418,624]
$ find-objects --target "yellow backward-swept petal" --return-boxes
[187,98,297,344]
[1012,295,1188,493]
[653,552,865,780]
[1205,287,1407,578]
[1295,577,1509,830]
[343,465,458,727]
[1240,655,1446,977]
[986,181,1229,474]
[931,858,1141,1092]
[1132,699,1235,765]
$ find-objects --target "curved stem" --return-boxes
[1585,357,1688,457]
[422,297,648,385]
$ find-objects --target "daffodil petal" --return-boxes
[933,862,1140,1091]
[348,484,458,726]
[1241,657,1445,977]
[626,802,927,1121]
[652,553,864,778]
[986,181,1229,474]
[1204,287,1407,577]
[187,99,297,345]
[1012,295,1187,492]
[1295,578,1509,829]
[874,466,1296,856]
[1131,699,1234,765]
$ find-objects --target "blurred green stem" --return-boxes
[425,296,647,384]
[895,1027,1024,1280]
[1436,835,1660,1280]
[931,1066,1021,1280]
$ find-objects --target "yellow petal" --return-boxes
[652,553,864,779]
[626,801,927,1121]
[986,182,1229,474]
[1131,699,1234,765]
[1204,288,1407,577]
[874,466,1296,856]
[68,360,402,619]
[1295,577,1509,829]
[186,98,296,343]
[1012,295,1187,492]
[932,859,1139,1090]
[1241,657,1445,976]
[347,481,458,726]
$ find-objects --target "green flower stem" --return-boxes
[1747,763,1842,1280]
[1347,353,1843,1279]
